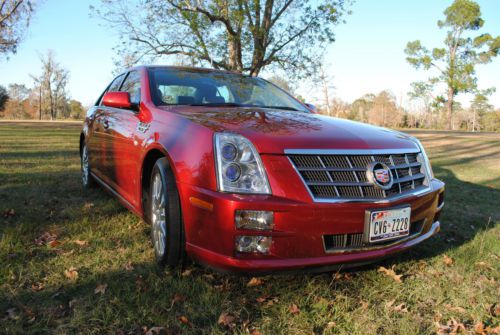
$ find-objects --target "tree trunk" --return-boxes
[446,87,454,130]
[38,85,42,120]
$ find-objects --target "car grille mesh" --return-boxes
[288,152,427,200]
[323,219,425,251]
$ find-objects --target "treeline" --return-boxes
[314,90,500,132]
[0,51,86,120]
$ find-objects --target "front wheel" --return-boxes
[149,158,184,267]
[81,143,96,189]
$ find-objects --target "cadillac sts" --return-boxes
[80,66,445,272]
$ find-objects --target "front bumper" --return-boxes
[179,179,445,273]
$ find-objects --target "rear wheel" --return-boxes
[81,143,96,189]
[149,158,184,267]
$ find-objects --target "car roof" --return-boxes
[127,65,245,76]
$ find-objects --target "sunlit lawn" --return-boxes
[1,122,498,334]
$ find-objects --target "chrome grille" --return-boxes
[288,151,428,201]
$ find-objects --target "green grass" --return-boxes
[1,123,499,334]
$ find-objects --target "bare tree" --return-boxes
[0,0,35,57]
[31,51,70,120]
[92,0,350,78]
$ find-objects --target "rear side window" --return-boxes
[95,74,126,106]
[120,71,141,105]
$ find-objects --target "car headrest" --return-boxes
[205,96,225,104]
[177,96,195,105]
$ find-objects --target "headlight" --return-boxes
[412,138,434,180]
[214,133,271,194]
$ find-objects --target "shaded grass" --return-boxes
[1,123,499,334]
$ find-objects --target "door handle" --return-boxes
[103,119,109,129]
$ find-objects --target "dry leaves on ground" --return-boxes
[35,232,57,246]
[217,312,235,328]
[443,255,454,266]
[181,269,193,277]
[247,277,263,287]
[378,266,403,283]
[74,240,88,246]
[31,282,45,292]
[435,318,466,334]
[145,326,165,335]
[64,267,78,281]
[94,283,107,295]
[178,315,190,325]
[289,303,300,315]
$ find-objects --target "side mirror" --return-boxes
[102,91,132,109]
[304,103,317,112]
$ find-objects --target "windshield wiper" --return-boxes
[187,102,244,107]
[257,105,303,112]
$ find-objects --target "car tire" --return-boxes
[81,143,96,189]
[149,157,185,267]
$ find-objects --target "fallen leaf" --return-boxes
[435,318,466,335]
[393,303,408,313]
[83,202,94,211]
[31,282,45,292]
[145,327,165,335]
[74,240,88,246]
[64,267,78,281]
[378,266,403,283]
[326,321,336,329]
[49,240,61,248]
[35,232,57,246]
[474,322,485,335]
[246,277,263,287]
[360,300,369,310]
[289,303,300,315]
[385,299,396,308]
[443,255,454,266]
[178,315,190,325]
[489,303,499,317]
[181,269,193,277]
[217,312,235,327]
[94,283,107,295]
[250,330,262,335]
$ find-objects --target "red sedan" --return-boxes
[80,66,445,272]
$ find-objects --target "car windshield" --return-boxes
[148,68,307,112]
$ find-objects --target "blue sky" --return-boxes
[0,0,499,107]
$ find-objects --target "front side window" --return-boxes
[148,68,307,112]
[96,74,126,106]
[120,71,141,105]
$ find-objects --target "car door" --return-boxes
[88,74,126,181]
[105,70,143,207]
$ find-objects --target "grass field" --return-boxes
[1,122,499,335]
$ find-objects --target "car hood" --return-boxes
[169,107,418,154]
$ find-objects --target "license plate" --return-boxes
[367,207,411,243]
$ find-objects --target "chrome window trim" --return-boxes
[286,149,433,203]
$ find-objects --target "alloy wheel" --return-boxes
[151,171,167,257]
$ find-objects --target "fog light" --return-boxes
[235,210,274,230]
[235,236,272,254]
